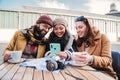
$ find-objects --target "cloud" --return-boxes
[34,0,120,14]
[85,0,120,14]
[35,0,69,10]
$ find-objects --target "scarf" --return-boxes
[22,25,46,45]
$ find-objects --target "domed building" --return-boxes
[106,3,120,17]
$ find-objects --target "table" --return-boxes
[0,61,115,80]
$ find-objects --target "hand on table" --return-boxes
[3,52,11,62]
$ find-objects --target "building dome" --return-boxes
[110,3,118,12]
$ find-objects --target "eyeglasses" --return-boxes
[75,16,86,22]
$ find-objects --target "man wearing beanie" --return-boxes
[3,15,53,61]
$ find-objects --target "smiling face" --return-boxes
[53,24,66,38]
[75,21,88,38]
[38,23,52,36]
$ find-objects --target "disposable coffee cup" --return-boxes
[9,51,22,62]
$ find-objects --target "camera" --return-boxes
[46,56,65,71]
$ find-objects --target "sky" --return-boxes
[0,0,120,14]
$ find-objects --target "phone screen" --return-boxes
[50,43,61,56]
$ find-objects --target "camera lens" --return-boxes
[46,59,58,71]
[46,62,55,71]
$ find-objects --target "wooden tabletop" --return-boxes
[0,61,115,80]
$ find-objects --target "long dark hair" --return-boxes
[47,29,70,51]
[75,16,95,47]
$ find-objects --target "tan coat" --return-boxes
[76,27,113,72]
[3,30,46,58]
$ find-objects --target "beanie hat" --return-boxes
[53,18,68,27]
[36,15,53,27]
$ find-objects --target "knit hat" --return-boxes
[53,18,68,27]
[36,15,53,27]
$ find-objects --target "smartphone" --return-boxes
[50,43,61,56]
